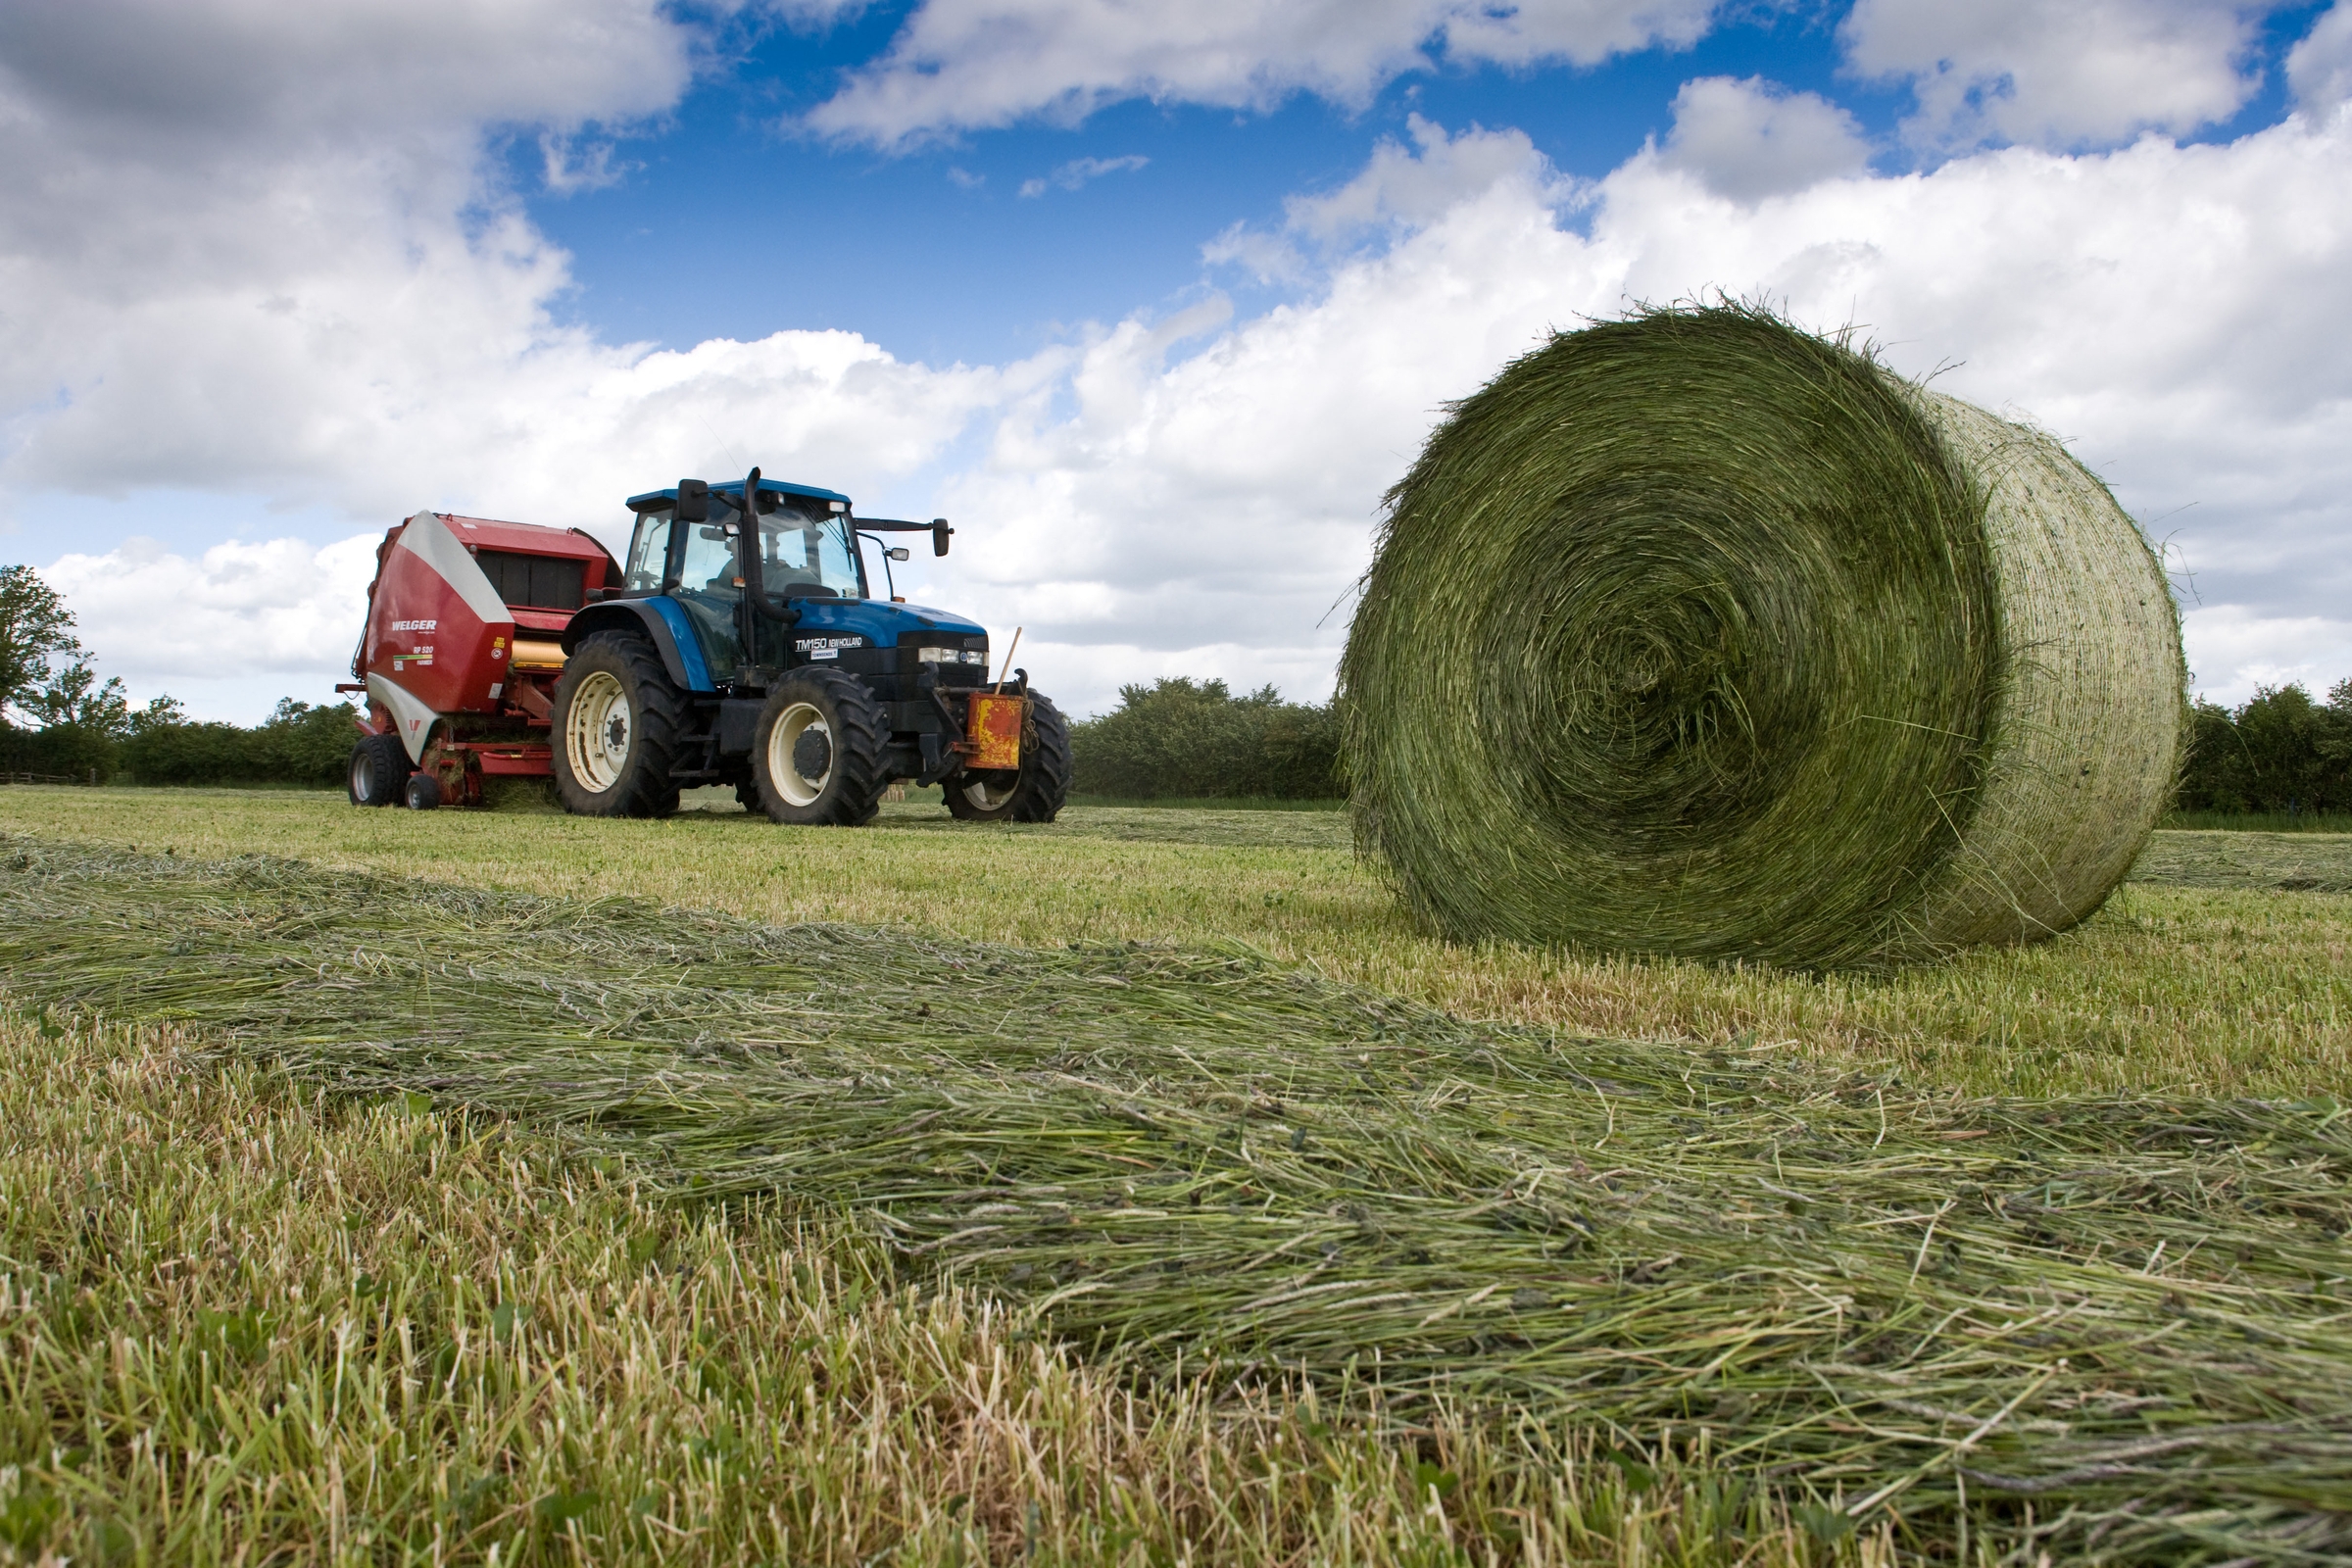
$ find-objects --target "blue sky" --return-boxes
[515,1,2324,366]
[3,0,2350,721]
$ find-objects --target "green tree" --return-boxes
[2174,681,2352,815]
[29,658,130,737]
[0,564,85,727]
[2176,697,2252,811]
[1070,677,1344,799]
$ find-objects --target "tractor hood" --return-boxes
[787,596,987,645]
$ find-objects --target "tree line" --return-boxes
[12,559,2351,808]
[2176,681,2352,815]
[1067,677,1344,800]
[0,564,355,786]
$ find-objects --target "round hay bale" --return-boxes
[1341,306,2183,968]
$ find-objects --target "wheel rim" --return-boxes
[961,774,1018,812]
[766,702,831,807]
[351,748,373,802]
[565,670,632,792]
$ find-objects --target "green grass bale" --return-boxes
[1342,305,2183,967]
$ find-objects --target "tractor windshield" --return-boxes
[744,500,865,599]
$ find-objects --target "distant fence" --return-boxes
[0,771,96,786]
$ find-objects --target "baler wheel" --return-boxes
[552,631,687,818]
[946,690,1073,823]
[347,734,412,808]
[750,668,890,826]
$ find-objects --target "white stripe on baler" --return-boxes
[394,510,511,626]
[366,671,441,765]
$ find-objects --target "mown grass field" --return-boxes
[2,784,2350,1565]
[4,785,2349,1100]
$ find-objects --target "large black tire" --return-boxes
[552,631,688,817]
[347,733,412,807]
[751,668,890,826]
[945,690,1072,823]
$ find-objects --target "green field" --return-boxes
[3,785,2349,1564]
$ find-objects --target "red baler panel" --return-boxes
[364,518,514,717]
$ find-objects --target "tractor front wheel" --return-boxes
[552,632,686,817]
[946,690,1072,823]
[751,669,890,826]
[347,733,412,807]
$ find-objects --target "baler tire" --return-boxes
[348,734,412,808]
[750,669,890,827]
[946,690,1072,824]
[552,631,687,818]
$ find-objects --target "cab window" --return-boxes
[623,509,673,591]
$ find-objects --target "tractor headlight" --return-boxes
[916,646,985,664]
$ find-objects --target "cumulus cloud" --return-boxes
[1659,76,1873,199]
[2180,606,2352,705]
[931,110,2352,710]
[39,534,383,685]
[1018,153,1150,197]
[7,5,2351,723]
[1840,0,2280,149]
[2288,1,2352,112]
[805,0,1719,147]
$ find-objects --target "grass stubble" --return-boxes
[3,835,2350,1563]
[0,1009,1767,1567]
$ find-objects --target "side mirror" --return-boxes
[932,517,954,558]
[887,546,910,563]
[676,479,710,523]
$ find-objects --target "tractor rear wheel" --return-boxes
[552,631,687,817]
[751,668,889,826]
[347,733,412,807]
[946,690,1072,823]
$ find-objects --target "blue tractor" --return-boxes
[553,467,1070,825]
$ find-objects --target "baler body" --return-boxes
[347,510,619,803]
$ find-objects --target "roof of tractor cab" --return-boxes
[625,478,852,513]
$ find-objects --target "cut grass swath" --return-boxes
[3,837,2348,1561]
[1343,304,2183,968]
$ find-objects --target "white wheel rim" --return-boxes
[962,775,1017,811]
[351,750,372,801]
[766,702,831,807]
[565,670,631,792]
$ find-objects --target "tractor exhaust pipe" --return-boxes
[734,466,799,649]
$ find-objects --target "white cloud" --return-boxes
[540,134,640,194]
[2182,605,2352,705]
[1659,76,1873,199]
[1284,114,1570,238]
[930,111,2352,713]
[1840,0,2279,149]
[39,533,383,687]
[2288,2,2352,112]
[1017,153,1150,197]
[7,7,2352,727]
[804,0,1719,147]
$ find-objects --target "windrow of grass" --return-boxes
[0,1009,1819,1567]
[5,837,2350,1562]
[2,787,2346,1102]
